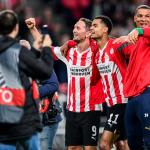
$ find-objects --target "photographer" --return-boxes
[39,72,62,150]
[20,22,62,150]
[0,10,53,150]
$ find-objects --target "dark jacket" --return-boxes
[0,36,53,142]
[39,72,62,124]
[39,72,59,98]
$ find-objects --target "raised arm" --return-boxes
[25,18,42,40]
[114,27,150,44]
[134,27,150,40]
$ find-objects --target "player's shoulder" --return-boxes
[67,46,77,53]
[89,39,98,54]
[108,37,121,49]
[108,37,116,43]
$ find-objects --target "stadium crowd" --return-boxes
[0,0,149,83]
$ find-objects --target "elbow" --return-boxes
[52,82,59,92]
[55,81,59,91]
[52,82,59,93]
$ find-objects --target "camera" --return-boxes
[41,24,49,35]
[47,103,58,118]
[42,101,62,125]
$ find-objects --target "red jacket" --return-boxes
[123,28,150,97]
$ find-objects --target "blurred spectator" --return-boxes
[39,74,62,150]
[1,0,148,87]
[61,0,90,19]
[0,9,53,150]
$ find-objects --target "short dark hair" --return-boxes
[94,15,113,34]
[79,18,92,31]
[135,5,150,15]
[0,10,18,35]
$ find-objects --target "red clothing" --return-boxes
[123,28,150,97]
[53,41,105,112]
[96,39,128,107]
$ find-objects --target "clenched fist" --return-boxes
[25,18,36,29]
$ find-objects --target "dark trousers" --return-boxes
[125,88,150,150]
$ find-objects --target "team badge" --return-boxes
[110,48,114,55]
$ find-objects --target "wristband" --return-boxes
[135,28,144,35]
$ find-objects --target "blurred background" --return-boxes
[0,0,149,149]
[0,0,149,83]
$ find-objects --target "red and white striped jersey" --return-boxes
[95,39,128,107]
[53,45,105,112]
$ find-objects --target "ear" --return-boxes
[14,24,19,33]
[103,26,108,34]
[134,15,136,23]
[86,30,91,38]
[13,24,19,37]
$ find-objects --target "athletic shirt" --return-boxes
[123,28,150,97]
[53,43,105,112]
[95,39,128,107]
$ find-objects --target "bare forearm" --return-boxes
[30,27,42,40]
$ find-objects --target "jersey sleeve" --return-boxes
[138,28,150,39]
[141,28,150,45]
[116,42,133,58]
[53,47,68,64]
[134,28,150,45]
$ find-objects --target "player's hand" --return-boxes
[25,18,36,29]
[60,40,77,56]
[113,36,128,44]
[20,39,31,50]
[127,29,139,44]
[60,41,69,56]
[60,40,76,56]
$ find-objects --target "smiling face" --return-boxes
[90,19,108,40]
[134,8,150,28]
[73,20,89,42]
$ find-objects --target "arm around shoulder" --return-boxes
[139,27,150,39]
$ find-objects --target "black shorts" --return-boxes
[65,111,101,146]
[104,104,127,141]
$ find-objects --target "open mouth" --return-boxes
[73,34,78,37]
[139,23,148,27]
